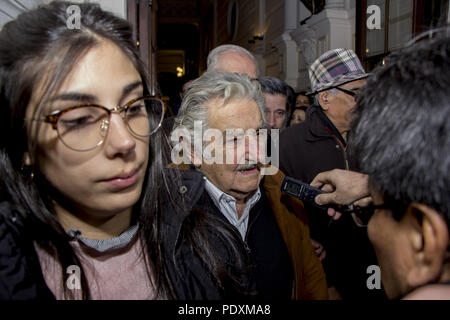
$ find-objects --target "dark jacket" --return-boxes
[279,105,348,184]
[278,105,385,300]
[0,202,54,300]
[160,168,255,299]
[278,104,348,245]
[163,166,328,300]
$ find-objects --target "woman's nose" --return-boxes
[103,114,136,157]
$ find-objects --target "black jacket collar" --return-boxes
[305,105,347,147]
[160,168,206,253]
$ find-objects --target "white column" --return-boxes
[259,0,265,35]
[326,0,345,10]
[448,3,450,24]
[284,0,298,31]
[273,0,298,88]
[273,33,299,88]
[292,0,355,90]
[283,33,300,88]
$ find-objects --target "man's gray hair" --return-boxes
[207,44,259,77]
[259,77,288,97]
[314,88,338,106]
[172,71,266,149]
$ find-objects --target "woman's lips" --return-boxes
[103,168,139,189]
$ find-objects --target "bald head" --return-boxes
[207,45,258,78]
[214,51,258,78]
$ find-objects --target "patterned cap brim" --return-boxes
[306,72,369,96]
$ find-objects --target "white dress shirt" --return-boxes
[203,177,261,239]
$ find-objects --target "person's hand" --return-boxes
[311,239,326,262]
[310,169,372,220]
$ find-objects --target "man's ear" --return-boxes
[405,202,449,288]
[181,136,201,169]
[318,91,331,111]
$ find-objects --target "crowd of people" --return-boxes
[0,1,448,300]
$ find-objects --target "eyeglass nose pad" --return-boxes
[100,119,109,137]
[112,105,126,119]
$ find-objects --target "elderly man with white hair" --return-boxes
[169,71,327,300]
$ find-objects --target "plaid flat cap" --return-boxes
[307,48,368,95]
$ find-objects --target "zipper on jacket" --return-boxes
[333,136,349,170]
[243,209,263,254]
[343,145,349,170]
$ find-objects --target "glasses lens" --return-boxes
[126,97,164,136]
[57,106,109,151]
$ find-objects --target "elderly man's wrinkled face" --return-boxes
[320,79,366,133]
[197,98,264,201]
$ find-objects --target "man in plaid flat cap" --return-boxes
[279,49,385,300]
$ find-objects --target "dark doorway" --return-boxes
[157,24,200,116]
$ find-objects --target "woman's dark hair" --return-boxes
[0,0,170,299]
[294,91,311,104]
[0,1,251,299]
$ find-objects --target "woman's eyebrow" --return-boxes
[48,81,143,104]
[122,81,143,96]
[49,92,97,103]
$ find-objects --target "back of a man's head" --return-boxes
[349,33,450,225]
[207,44,259,78]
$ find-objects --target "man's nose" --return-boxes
[266,112,275,127]
[245,134,260,160]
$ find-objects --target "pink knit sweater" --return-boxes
[34,233,157,300]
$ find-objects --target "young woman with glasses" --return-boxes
[0,1,252,300]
